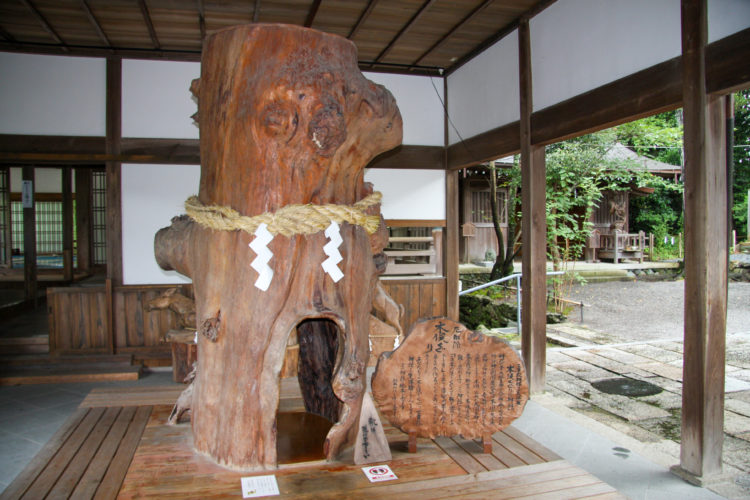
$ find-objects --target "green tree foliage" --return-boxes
[616,110,684,166]
[733,90,750,240]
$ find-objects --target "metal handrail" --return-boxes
[459,270,565,336]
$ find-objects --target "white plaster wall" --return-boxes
[708,0,750,42]
[122,59,200,139]
[365,169,445,220]
[446,33,519,146]
[0,52,105,136]
[364,72,445,146]
[9,167,76,193]
[531,0,682,112]
[121,163,200,284]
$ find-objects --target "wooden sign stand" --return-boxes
[372,318,529,453]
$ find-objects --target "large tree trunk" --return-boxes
[154,24,402,471]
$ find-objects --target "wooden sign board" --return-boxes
[462,222,476,238]
[371,317,528,440]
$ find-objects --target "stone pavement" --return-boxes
[542,323,750,499]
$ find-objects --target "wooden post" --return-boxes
[0,167,11,266]
[22,165,37,306]
[62,166,73,281]
[106,56,122,286]
[519,19,546,394]
[74,168,92,272]
[445,77,459,321]
[672,0,728,484]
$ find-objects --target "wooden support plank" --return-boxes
[1,167,10,265]
[21,408,105,499]
[433,436,486,474]
[676,0,728,481]
[47,406,120,498]
[92,406,152,499]
[0,408,89,500]
[62,166,74,281]
[22,165,37,306]
[519,20,546,394]
[70,407,137,499]
[452,437,505,470]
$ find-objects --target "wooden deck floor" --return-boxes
[2,383,625,499]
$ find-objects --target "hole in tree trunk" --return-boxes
[276,318,341,464]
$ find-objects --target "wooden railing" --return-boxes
[384,228,443,276]
[597,230,646,263]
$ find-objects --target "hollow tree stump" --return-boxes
[154,24,402,471]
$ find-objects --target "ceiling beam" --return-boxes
[446,0,557,77]
[18,0,68,51]
[304,0,322,28]
[79,0,112,48]
[410,0,493,69]
[348,0,378,39]
[198,0,206,40]
[253,0,261,23]
[373,0,437,64]
[137,0,161,49]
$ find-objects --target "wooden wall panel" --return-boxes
[381,278,446,335]
[48,284,191,356]
[47,287,108,354]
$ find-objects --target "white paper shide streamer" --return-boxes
[249,222,274,291]
[321,221,344,282]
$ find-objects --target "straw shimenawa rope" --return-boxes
[184,192,382,238]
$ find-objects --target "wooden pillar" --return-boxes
[106,56,122,355]
[74,167,92,272]
[62,166,73,281]
[22,165,37,306]
[673,0,728,484]
[445,77,459,320]
[519,19,546,393]
[106,56,123,285]
[0,167,11,266]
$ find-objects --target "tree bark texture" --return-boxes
[154,24,402,471]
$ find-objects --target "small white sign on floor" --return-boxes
[362,464,398,482]
[241,474,280,498]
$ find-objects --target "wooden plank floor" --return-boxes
[4,384,625,499]
[0,406,151,500]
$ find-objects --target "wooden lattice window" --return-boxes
[470,189,507,225]
[92,170,107,265]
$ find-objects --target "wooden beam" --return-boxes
[0,41,201,61]
[673,0,727,483]
[75,167,92,273]
[19,0,68,51]
[410,0,493,69]
[0,25,18,43]
[444,77,459,321]
[79,0,112,48]
[373,0,437,64]
[22,165,37,305]
[348,0,378,39]
[137,0,161,50]
[106,57,122,286]
[62,166,74,281]
[446,26,750,169]
[304,0,322,28]
[519,19,546,394]
[368,145,444,170]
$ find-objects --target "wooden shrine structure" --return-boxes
[1,0,748,486]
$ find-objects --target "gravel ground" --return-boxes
[566,280,750,343]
